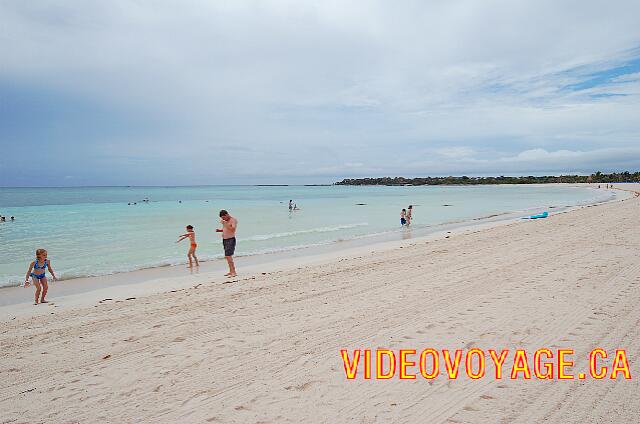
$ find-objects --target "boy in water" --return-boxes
[24,249,57,305]
[216,210,237,277]
[400,208,407,226]
[177,225,199,267]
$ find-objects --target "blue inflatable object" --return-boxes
[523,211,549,219]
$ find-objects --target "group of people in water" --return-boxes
[400,205,414,226]
[22,199,417,305]
[288,199,301,212]
[1,215,15,222]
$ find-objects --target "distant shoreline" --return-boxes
[335,171,640,186]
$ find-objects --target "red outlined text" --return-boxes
[340,348,632,380]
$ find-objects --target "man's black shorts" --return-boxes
[223,237,236,256]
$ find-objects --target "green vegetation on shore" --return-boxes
[335,171,640,186]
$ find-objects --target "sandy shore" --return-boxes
[2,184,640,423]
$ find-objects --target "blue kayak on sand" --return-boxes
[523,211,549,219]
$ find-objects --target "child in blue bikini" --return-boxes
[24,249,57,305]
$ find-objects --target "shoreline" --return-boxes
[0,184,629,319]
[0,183,616,289]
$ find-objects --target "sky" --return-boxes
[1,1,640,186]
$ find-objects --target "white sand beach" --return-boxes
[2,184,640,423]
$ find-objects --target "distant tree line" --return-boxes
[335,171,640,186]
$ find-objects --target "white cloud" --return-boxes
[1,1,639,184]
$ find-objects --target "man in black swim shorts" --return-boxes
[216,209,238,277]
[223,236,236,257]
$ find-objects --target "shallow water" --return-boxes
[0,185,612,287]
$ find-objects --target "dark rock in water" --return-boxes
[442,204,453,206]
[355,203,367,206]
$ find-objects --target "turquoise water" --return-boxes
[0,185,610,287]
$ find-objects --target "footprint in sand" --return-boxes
[285,380,318,391]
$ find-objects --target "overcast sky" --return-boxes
[1,0,640,186]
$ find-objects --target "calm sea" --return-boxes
[0,185,612,287]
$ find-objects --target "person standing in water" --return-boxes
[289,200,294,212]
[400,208,407,226]
[216,210,237,277]
[406,205,414,226]
[176,225,199,268]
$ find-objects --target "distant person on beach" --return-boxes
[24,249,57,305]
[400,208,407,226]
[406,205,414,226]
[176,225,199,268]
[216,210,237,277]
[289,200,293,212]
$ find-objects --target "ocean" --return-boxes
[0,184,613,287]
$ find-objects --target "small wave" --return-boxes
[242,223,369,242]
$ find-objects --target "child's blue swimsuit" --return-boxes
[30,259,47,280]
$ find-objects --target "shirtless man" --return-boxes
[216,209,237,277]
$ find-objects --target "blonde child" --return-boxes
[24,249,57,305]
[177,225,199,267]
